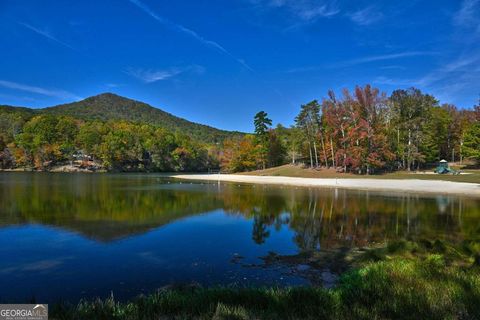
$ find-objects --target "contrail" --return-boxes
[128,0,254,72]
[0,80,81,100]
[18,22,77,51]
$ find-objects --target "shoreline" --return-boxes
[172,174,480,197]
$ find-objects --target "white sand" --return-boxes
[172,174,480,197]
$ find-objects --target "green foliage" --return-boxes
[0,110,28,144]
[267,130,285,167]
[0,113,216,172]
[221,135,258,172]
[253,111,272,169]
[463,122,480,163]
[13,115,78,168]
[1,93,243,145]
[2,89,479,174]
[253,111,272,137]
[76,120,106,155]
[0,93,243,171]
[421,106,451,163]
[221,113,286,172]
[43,93,243,144]
[295,100,322,168]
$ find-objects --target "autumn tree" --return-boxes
[221,135,258,172]
[353,85,394,174]
[323,90,349,171]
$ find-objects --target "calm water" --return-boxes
[0,173,479,303]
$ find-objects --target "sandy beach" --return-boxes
[172,174,480,197]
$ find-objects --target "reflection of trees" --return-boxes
[252,215,270,245]
[1,173,479,248]
[219,186,480,250]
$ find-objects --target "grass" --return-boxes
[51,239,480,319]
[240,164,480,184]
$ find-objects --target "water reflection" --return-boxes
[0,173,479,302]
[1,173,478,248]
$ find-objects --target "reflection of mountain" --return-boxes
[1,173,479,246]
[0,173,224,241]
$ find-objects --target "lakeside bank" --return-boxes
[172,174,480,197]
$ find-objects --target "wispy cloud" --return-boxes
[128,0,253,71]
[380,65,406,70]
[125,68,183,83]
[251,0,339,21]
[372,76,413,86]
[287,51,434,73]
[343,51,435,66]
[348,6,383,26]
[18,22,77,51]
[373,50,480,106]
[125,65,205,83]
[0,80,80,100]
[453,0,480,32]
[415,53,480,87]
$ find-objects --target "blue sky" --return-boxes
[0,0,479,132]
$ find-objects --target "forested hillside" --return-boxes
[2,93,243,144]
[1,86,479,173]
[0,93,243,172]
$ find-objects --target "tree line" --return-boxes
[0,114,218,171]
[221,85,480,173]
[1,84,479,173]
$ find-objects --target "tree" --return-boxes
[421,106,451,163]
[15,115,63,169]
[254,111,272,136]
[352,85,394,174]
[267,130,285,167]
[276,124,302,165]
[295,101,324,168]
[145,128,177,171]
[323,90,349,171]
[463,122,480,163]
[56,117,79,163]
[474,98,480,121]
[221,135,258,172]
[322,86,394,174]
[77,121,107,159]
[0,136,14,168]
[253,111,272,169]
[390,88,437,170]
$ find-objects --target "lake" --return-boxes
[0,172,479,303]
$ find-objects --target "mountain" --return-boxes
[1,93,243,143]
